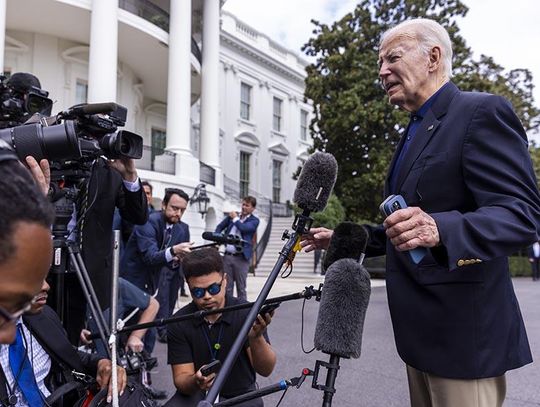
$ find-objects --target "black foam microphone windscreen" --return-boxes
[292,152,338,213]
[314,258,371,359]
[322,222,369,273]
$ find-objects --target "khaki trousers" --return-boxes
[406,365,506,407]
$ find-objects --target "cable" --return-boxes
[275,386,289,407]
[300,298,315,354]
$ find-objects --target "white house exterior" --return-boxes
[1,0,313,243]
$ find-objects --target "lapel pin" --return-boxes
[427,124,434,131]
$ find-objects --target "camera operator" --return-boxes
[0,72,149,344]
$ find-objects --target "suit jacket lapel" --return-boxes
[23,311,84,372]
[394,111,441,192]
[390,81,459,193]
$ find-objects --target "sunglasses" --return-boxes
[190,279,223,299]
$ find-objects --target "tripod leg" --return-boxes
[69,248,111,359]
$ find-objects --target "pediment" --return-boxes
[61,46,90,65]
[268,142,289,156]
[4,36,29,53]
[235,131,260,147]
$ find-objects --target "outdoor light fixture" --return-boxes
[191,183,210,218]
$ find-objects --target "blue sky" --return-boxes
[223,0,540,143]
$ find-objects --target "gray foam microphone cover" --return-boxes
[314,258,371,359]
[292,152,338,213]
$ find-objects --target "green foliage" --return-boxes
[529,145,540,191]
[302,0,540,221]
[311,194,346,229]
[509,256,532,277]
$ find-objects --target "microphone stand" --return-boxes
[312,354,343,407]
[198,210,314,407]
[214,367,314,407]
[87,285,322,339]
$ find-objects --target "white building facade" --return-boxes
[1,0,313,242]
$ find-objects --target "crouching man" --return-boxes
[166,248,276,406]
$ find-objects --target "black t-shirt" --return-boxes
[167,295,270,398]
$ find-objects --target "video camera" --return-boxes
[0,101,143,164]
[0,74,53,127]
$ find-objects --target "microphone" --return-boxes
[315,258,371,359]
[312,229,371,406]
[293,152,338,214]
[322,222,369,273]
[201,231,249,246]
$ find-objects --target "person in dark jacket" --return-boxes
[0,280,126,406]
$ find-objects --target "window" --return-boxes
[273,97,282,132]
[151,128,166,171]
[239,151,251,198]
[300,110,308,141]
[75,80,88,104]
[272,160,282,203]
[240,82,252,120]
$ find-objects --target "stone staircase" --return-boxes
[255,216,320,278]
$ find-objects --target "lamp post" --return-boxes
[191,183,210,218]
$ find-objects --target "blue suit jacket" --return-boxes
[121,210,190,292]
[215,214,259,260]
[365,82,540,379]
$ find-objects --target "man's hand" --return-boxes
[25,156,50,195]
[80,329,92,345]
[300,227,334,253]
[249,311,273,339]
[193,368,216,391]
[96,359,127,403]
[106,157,138,182]
[228,210,238,219]
[383,207,440,251]
[126,334,144,353]
[171,242,194,260]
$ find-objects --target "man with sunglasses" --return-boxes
[121,187,193,353]
[166,248,276,406]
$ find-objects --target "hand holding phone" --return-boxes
[200,359,221,377]
[258,302,280,318]
[379,194,427,264]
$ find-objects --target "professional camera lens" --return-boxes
[0,120,81,162]
[98,130,143,159]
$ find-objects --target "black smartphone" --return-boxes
[200,359,221,377]
[259,302,280,317]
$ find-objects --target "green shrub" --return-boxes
[509,256,531,277]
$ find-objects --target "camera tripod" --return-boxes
[47,173,111,358]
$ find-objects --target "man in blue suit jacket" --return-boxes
[121,188,192,351]
[215,196,259,301]
[302,18,540,406]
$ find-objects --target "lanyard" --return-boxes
[201,322,224,361]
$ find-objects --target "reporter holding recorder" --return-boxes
[302,18,540,407]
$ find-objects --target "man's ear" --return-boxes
[428,46,442,72]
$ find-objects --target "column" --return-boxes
[166,0,192,154]
[88,0,118,103]
[200,0,221,170]
[166,0,200,182]
[0,0,6,72]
